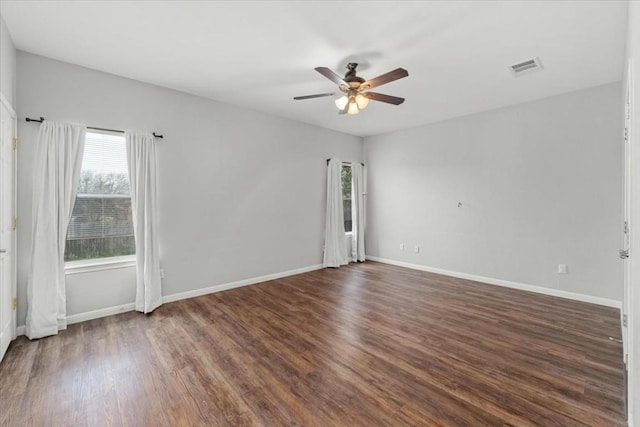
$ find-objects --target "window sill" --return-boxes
[345,232,353,238]
[65,255,136,275]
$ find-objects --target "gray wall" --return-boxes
[16,52,363,325]
[365,82,623,302]
[0,14,16,106]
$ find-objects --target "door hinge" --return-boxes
[623,314,628,327]
[624,221,629,235]
[12,298,17,310]
[619,249,629,259]
[12,217,17,230]
[12,138,17,150]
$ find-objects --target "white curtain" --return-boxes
[26,121,85,339]
[351,163,366,262]
[323,159,348,267]
[126,131,162,313]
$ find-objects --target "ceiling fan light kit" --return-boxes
[336,91,370,115]
[294,62,408,115]
[335,95,349,110]
[355,93,369,109]
[348,100,360,115]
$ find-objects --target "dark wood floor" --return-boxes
[0,262,625,426]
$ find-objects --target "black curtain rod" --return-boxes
[25,117,163,139]
[326,158,365,166]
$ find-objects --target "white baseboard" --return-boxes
[67,303,136,325]
[16,263,324,336]
[162,264,323,304]
[16,303,137,337]
[366,256,622,308]
[18,257,618,335]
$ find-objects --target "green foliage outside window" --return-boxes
[341,165,352,232]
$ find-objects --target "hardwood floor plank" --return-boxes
[0,262,625,426]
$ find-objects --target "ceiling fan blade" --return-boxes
[293,92,336,100]
[364,92,405,105]
[361,68,409,90]
[315,67,347,86]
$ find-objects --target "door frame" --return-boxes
[0,91,17,348]
[623,62,632,365]
[624,55,638,425]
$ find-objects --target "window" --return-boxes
[65,132,135,262]
[342,164,352,233]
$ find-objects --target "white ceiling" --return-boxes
[0,1,629,137]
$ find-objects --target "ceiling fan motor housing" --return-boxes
[344,63,365,84]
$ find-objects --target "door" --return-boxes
[621,61,633,418]
[623,74,630,359]
[0,96,16,363]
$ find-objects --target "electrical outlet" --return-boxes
[414,244,420,254]
[400,243,404,251]
[558,264,568,274]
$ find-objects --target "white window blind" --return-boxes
[65,132,135,262]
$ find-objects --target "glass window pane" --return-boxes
[65,132,135,261]
[342,164,352,233]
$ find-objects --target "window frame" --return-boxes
[64,130,136,271]
[65,254,136,274]
[341,163,353,236]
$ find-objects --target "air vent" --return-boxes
[510,57,543,76]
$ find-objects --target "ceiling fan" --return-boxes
[294,63,409,115]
